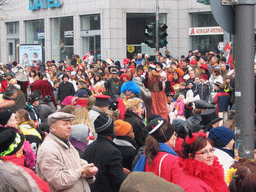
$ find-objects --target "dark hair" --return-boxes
[31,90,41,97]
[229,159,256,192]
[145,121,175,164]
[3,85,17,97]
[213,68,221,76]
[181,136,213,159]
[61,105,76,114]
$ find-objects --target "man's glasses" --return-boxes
[195,148,215,155]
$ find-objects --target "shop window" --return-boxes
[6,22,19,35]
[81,14,100,31]
[191,12,218,27]
[25,20,45,63]
[51,17,74,61]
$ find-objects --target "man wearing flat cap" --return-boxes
[37,112,98,192]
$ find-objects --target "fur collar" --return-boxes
[179,157,228,192]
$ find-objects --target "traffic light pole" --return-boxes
[234,2,255,159]
[156,0,159,58]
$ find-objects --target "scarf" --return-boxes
[178,157,229,192]
[133,143,178,172]
[69,138,87,152]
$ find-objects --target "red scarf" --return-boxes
[178,157,229,192]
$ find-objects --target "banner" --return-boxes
[18,44,42,68]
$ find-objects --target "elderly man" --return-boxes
[36,112,98,192]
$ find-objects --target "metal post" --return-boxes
[156,0,159,56]
[235,3,255,159]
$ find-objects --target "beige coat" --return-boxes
[36,133,94,192]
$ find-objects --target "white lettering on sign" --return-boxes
[37,32,45,39]
[189,27,224,36]
[64,31,74,38]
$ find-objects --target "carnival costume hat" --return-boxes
[94,95,111,107]
[121,81,141,95]
[201,109,222,132]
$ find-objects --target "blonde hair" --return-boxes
[16,109,36,129]
[126,98,143,110]
[71,107,91,127]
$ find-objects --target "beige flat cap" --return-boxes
[48,112,75,125]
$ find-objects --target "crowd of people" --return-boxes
[0,49,255,192]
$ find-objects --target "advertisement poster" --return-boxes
[18,44,42,68]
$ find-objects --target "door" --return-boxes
[83,35,101,60]
[7,39,19,62]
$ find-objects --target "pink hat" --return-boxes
[200,63,209,71]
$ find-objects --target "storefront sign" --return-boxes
[37,32,45,39]
[189,27,224,36]
[64,31,74,38]
[29,0,63,10]
[127,45,135,53]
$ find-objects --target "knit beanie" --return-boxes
[0,128,25,157]
[94,114,114,136]
[70,124,90,143]
[208,127,235,147]
[0,110,13,126]
[114,119,132,136]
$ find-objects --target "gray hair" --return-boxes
[0,161,41,192]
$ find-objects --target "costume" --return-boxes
[83,135,127,192]
[36,132,94,192]
[146,72,168,120]
[123,109,147,148]
[176,157,229,192]
[1,154,50,192]
[18,122,42,155]
[104,77,122,99]
[31,79,57,107]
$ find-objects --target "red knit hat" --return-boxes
[200,63,209,71]
[200,73,208,81]
[120,73,130,83]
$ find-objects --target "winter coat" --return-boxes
[123,109,147,148]
[113,136,138,171]
[83,135,127,192]
[1,154,50,192]
[57,81,75,103]
[175,157,229,192]
[213,148,234,178]
[214,91,230,113]
[23,103,41,126]
[36,133,94,192]
[38,101,56,133]
[198,81,211,101]
[104,78,122,99]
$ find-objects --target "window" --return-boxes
[6,22,19,35]
[81,14,100,31]
[191,12,218,27]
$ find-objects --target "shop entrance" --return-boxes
[7,39,19,62]
[82,35,101,60]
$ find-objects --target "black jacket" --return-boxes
[83,135,127,192]
[123,110,148,148]
[113,136,138,171]
[57,81,75,102]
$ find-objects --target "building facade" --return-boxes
[0,0,232,64]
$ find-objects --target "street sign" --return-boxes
[210,0,235,34]
[127,45,135,53]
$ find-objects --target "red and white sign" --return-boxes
[189,27,224,36]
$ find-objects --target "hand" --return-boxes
[123,168,131,175]
[81,163,98,178]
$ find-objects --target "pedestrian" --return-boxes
[83,114,127,192]
[36,112,98,192]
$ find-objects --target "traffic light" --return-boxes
[145,23,155,48]
[159,24,168,48]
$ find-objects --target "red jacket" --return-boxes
[1,154,50,192]
[145,152,181,183]
[175,157,229,192]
